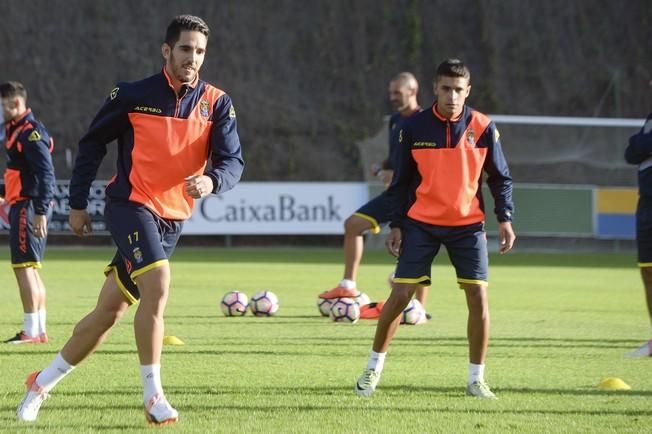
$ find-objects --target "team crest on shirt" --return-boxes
[132,247,143,264]
[110,87,119,100]
[466,128,475,146]
[200,100,210,118]
[229,105,237,119]
[28,130,41,142]
[398,129,403,143]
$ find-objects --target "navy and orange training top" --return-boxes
[69,68,245,220]
[387,104,514,228]
[2,109,55,215]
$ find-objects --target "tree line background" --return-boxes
[1,0,650,184]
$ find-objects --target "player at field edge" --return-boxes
[1,81,56,345]
[319,72,430,319]
[16,15,244,425]
[624,79,652,357]
[354,59,515,399]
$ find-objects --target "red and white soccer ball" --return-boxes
[221,291,249,316]
[330,297,361,323]
[401,299,426,325]
[250,290,279,316]
[317,298,334,317]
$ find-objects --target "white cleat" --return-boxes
[145,394,179,425]
[355,368,381,397]
[466,381,498,399]
[16,371,48,422]
[624,340,652,358]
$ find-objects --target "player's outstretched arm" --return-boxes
[69,84,128,212]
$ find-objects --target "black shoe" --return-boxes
[5,331,41,344]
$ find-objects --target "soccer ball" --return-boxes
[354,292,371,306]
[221,291,248,316]
[330,297,360,323]
[250,290,279,316]
[317,297,334,317]
[401,298,426,325]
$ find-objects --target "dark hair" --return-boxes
[164,15,210,47]
[0,81,27,101]
[434,59,471,84]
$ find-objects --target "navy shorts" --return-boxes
[104,200,183,304]
[9,199,50,268]
[394,218,489,287]
[353,193,393,234]
[636,195,652,266]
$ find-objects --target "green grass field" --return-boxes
[0,246,650,433]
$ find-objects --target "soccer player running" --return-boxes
[319,72,429,314]
[16,15,244,424]
[354,59,515,399]
[1,82,55,345]
[624,82,652,357]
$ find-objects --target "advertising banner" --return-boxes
[0,180,108,233]
[0,181,369,235]
[184,182,369,234]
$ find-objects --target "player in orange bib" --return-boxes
[17,15,244,425]
[355,59,515,400]
[1,81,55,345]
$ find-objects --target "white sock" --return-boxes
[468,363,485,385]
[23,312,39,337]
[36,353,75,391]
[141,364,163,403]
[339,279,356,289]
[367,350,386,372]
[38,308,47,335]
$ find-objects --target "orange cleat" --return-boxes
[318,286,360,299]
[359,301,386,319]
